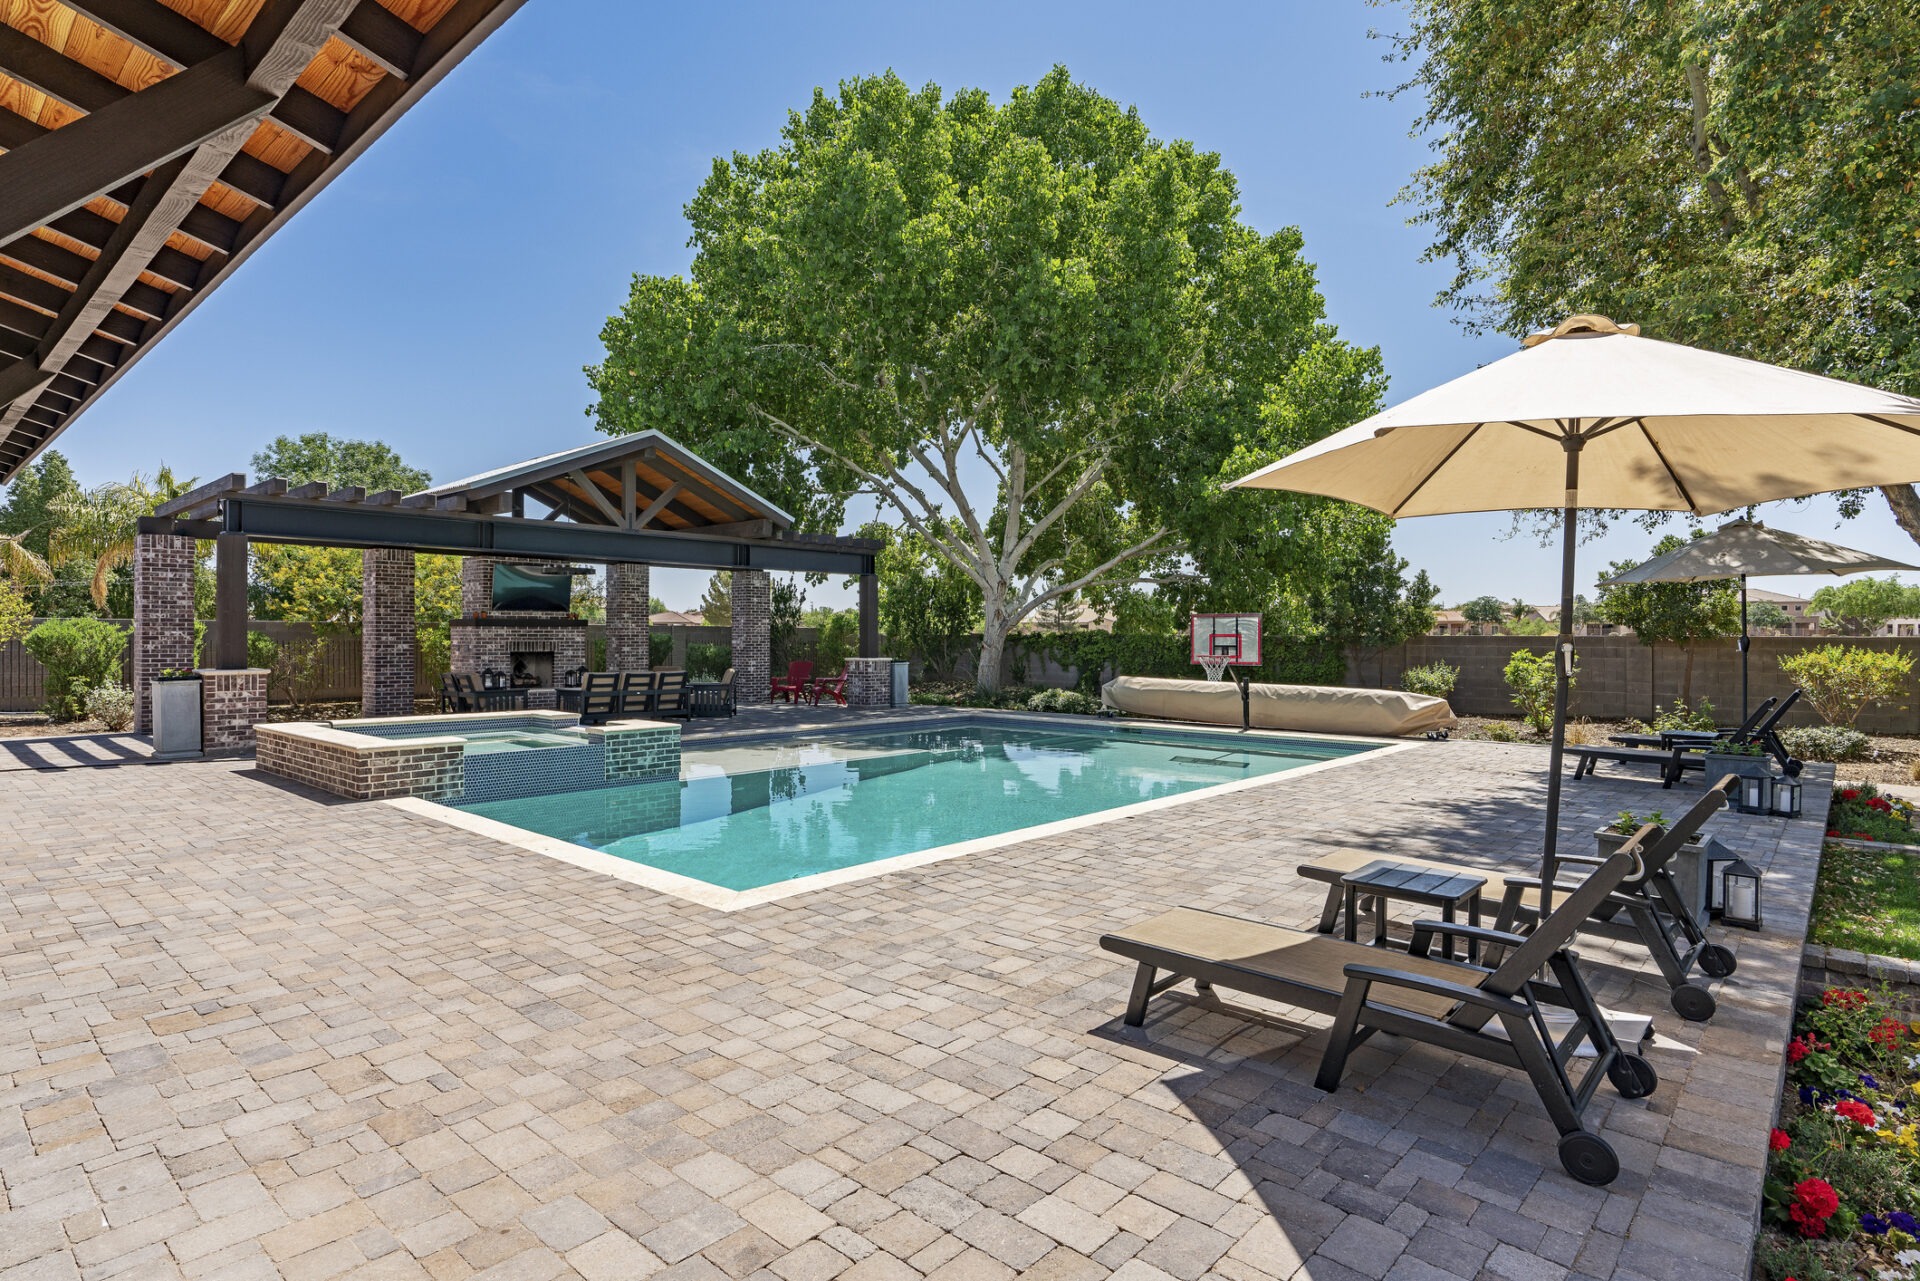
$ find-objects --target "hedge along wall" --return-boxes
[1349,634,1920,735]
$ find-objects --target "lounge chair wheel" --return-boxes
[1670,982,1716,1022]
[1784,757,1804,777]
[1698,944,1737,978]
[1558,1131,1620,1186]
[1606,1052,1658,1099]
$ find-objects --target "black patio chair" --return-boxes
[578,672,621,726]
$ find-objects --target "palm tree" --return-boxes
[0,529,52,586]
[49,467,195,610]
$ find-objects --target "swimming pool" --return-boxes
[451,720,1376,897]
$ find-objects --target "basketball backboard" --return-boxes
[1189,613,1262,668]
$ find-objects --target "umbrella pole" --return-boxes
[1740,575,1750,724]
[1541,439,1583,915]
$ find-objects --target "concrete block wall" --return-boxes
[132,532,195,734]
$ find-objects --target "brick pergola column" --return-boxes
[133,529,195,734]
[459,556,494,615]
[731,569,770,705]
[362,548,416,716]
[604,562,651,673]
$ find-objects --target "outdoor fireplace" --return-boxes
[511,651,554,688]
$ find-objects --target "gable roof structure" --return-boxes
[0,0,528,482]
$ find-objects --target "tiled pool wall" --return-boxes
[255,713,680,803]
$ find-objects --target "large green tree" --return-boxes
[588,68,1400,690]
[1807,576,1920,636]
[1598,533,1741,700]
[251,433,430,493]
[1386,0,1920,539]
[859,520,981,680]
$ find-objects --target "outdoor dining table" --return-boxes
[1340,859,1487,963]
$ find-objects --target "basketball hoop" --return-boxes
[1197,657,1231,682]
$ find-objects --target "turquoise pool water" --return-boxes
[455,721,1369,892]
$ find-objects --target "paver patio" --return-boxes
[0,715,1824,1280]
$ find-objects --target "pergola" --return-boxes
[0,0,528,480]
[138,432,884,746]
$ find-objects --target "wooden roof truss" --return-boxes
[0,0,529,482]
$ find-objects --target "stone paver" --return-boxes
[0,717,1824,1279]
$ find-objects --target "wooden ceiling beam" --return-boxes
[58,0,225,66]
[339,4,422,79]
[0,26,123,113]
[0,107,45,151]
[0,47,276,244]
[0,0,529,483]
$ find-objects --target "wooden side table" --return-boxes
[1340,859,1486,962]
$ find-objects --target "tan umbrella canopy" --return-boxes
[1599,520,1919,720]
[1229,314,1920,899]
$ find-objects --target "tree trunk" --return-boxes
[975,586,1013,694]
[1884,485,1920,546]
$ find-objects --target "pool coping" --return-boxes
[385,711,1421,911]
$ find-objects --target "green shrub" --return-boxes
[649,630,672,668]
[1502,649,1574,734]
[1025,687,1100,715]
[1400,662,1458,700]
[686,642,732,679]
[1652,697,1715,731]
[84,683,135,731]
[1778,725,1872,763]
[1780,645,1913,726]
[24,617,127,720]
[1477,721,1519,742]
[416,625,449,685]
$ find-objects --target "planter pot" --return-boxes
[1596,828,1710,924]
[1702,751,1773,780]
[151,677,203,760]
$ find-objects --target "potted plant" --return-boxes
[1703,738,1772,780]
[1596,809,1711,923]
[151,666,202,760]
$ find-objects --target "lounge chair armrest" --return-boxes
[1497,875,1592,894]
[1339,962,1530,1018]
[1407,920,1528,955]
[1552,853,1607,867]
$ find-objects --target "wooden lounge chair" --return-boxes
[811,671,848,706]
[1607,690,1804,777]
[1298,777,1738,1021]
[617,670,657,716]
[578,672,621,726]
[1566,742,1702,786]
[691,668,736,718]
[1101,845,1653,1185]
[770,661,814,703]
[1607,697,1775,751]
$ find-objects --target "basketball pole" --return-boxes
[1237,667,1250,732]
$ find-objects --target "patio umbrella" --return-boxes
[1227,313,1920,907]
[1598,520,1918,721]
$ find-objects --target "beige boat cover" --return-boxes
[1099,676,1456,737]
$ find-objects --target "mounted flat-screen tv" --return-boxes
[491,564,571,612]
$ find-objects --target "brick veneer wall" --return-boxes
[459,556,495,616]
[256,725,464,800]
[844,657,894,708]
[362,548,416,716]
[605,562,651,673]
[602,722,679,780]
[133,532,195,734]
[449,620,589,681]
[732,569,771,705]
[199,668,267,753]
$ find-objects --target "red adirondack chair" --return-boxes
[770,661,815,702]
[811,672,848,706]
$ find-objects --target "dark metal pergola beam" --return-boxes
[209,497,878,574]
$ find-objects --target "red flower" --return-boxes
[1788,1037,1811,1064]
[1857,831,1872,839]
[1837,1099,1879,1127]
[1842,788,1861,801]
[1790,1178,1839,1237]
[1869,797,1894,813]
[1827,829,1839,837]
[1872,1017,1907,1050]
[1823,989,1869,1008]
[1770,1128,1791,1151]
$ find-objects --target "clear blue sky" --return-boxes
[31,0,1919,609]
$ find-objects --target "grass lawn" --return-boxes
[1810,839,1920,959]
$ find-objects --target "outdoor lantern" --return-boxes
[1770,776,1803,818]
[1706,850,1738,915]
[1720,856,1763,930]
[1736,773,1770,814]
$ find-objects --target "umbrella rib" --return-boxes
[1390,423,1484,517]
[1637,421,1699,512]
[1507,422,1562,441]
[1863,413,1920,437]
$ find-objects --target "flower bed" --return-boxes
[1759,987,1920,1279]
[1828,785,1920,847]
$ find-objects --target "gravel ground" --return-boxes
[1452,713,1919,788]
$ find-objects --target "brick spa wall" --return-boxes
[256,724,465,801]
[601,722,679,780]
